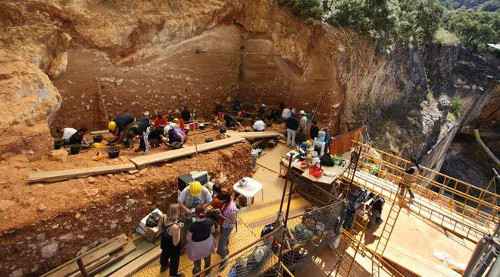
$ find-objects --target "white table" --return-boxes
[233,177,264,206]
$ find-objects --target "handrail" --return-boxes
[341,229,405,277]
[342,171,486,240]
[359,151,499,224]
[355,141,500,214]
[194,226,283,276]
[354,141,499,201]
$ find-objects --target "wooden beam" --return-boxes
[230,131,280,140]
[42,234,128,277]
[108,246,162,277]
[130,136,246,169]
[28,163,136,183]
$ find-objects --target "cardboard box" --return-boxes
[138,209,163,242]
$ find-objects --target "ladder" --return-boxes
[373,192,404,255]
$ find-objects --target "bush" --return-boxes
[450,96,463,116]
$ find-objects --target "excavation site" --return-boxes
[0,1,499,277]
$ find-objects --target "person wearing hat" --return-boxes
[164,125,187,148]
[285,110,299,147]
[258,103,266,119]
[108,114,136,145]
[178,181,213,246]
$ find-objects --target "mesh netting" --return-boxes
[198,227,283,277]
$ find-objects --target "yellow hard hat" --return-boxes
[108,121,116,131]
[189,181,202,197]
[92,143,101,148]
[306,140,312,146]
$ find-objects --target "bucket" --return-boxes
[70,144,81,155]
[93,135,103,143]
[54,140,63,150]
[205,137,213,143]
[107,147,120,159]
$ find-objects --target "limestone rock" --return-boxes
[36,233,45,241]
[38,204,47,212]
[11,268,23,277]
[49,149,68,163]
[48,51,68,78]
[41,242,59,258]
[59,233,74,241]
[88,177,96,184]
[126,198,136,206]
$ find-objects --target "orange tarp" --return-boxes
[329,126,365,154]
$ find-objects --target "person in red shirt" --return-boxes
[154,114,167,128]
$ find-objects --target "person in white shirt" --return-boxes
[57,127,77,145]
[281,107,291,121]
[253,118,266,132]
[297,110,308,144]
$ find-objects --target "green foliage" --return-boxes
[434,28,461,45]
[450,96,463,116]
[400,0,444,43]
[438,0,493,10]
[443,10,500,50]
[278,0,324,20]
[479,0,500,12]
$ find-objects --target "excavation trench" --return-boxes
[0,142,252,276]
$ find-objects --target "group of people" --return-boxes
[158,181,238,276]
[107,108,192,154]
[57,107,193,155]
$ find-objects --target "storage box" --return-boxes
[138,209,163,242]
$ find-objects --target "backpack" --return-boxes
[320,153,335,166]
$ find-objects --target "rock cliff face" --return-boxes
[1,0,498,161]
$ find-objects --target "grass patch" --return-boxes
[435,28,461,46]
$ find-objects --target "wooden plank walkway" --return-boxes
[231,131,281,140]
[28,163,136,183]
[130,136,246,169]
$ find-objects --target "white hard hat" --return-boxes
[144,111,150,116]
[261,104,266,107]
[300,110,305,115]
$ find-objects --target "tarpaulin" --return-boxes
[329,126,365,154]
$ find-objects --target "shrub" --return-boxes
[450,96,463,116]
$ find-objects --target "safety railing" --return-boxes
[341,167,487,241]
[354,141,500,230]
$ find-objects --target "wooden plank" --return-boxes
[69,255,110,277]
[42,234,128,277]
[231,131,280,139]
[97,239,156,276]
[91,130,110,135]
[108,246,162,277]
[130,137,246,169]
[85,241,136,276]
[28,163,136,183]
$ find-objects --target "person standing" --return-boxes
[286,111,299,147]
[217,191,238,270]
[296,110,308,144]
[399,158,420,199]
[310,121,319,140]
[281,106,291,122]
[258,104,266,119]
[187,205,216,276]
[181,106,191,123]
[178,181,212,246]
[158,204,184,276]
